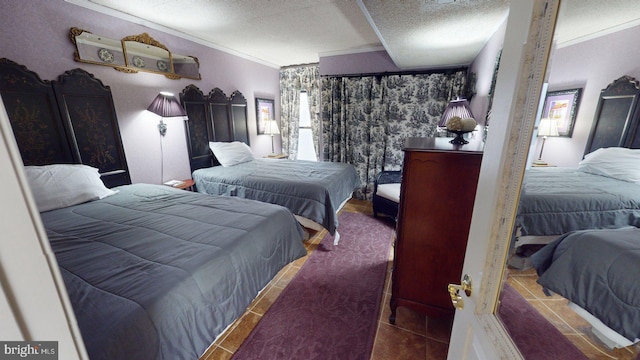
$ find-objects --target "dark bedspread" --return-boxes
[517,168,640,236]
[193,158,361,235]
[41,184,306,360]
[531,227,640,342]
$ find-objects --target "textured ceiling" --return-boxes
[359,0,509,69]
[555,0,640,46]
[70,0,640,70]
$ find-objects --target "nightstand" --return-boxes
[264,154,288,159]
[165,179,195,191]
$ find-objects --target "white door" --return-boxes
[447,1,560,359]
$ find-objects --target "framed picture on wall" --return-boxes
[541,88,582,137]
[255,98,274,135]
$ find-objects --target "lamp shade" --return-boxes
[439,97,475,127]
[147,91,186,118]
[265,120,280,135]
[537,118,559,137]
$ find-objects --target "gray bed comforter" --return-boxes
[517,168,640,236]
[531,227,640,342]
[193,159,361,235]
[41,184,306,360]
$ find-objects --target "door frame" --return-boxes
[447,0,560,358]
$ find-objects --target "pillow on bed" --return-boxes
[24,164,117,212]
[577,147,640,183]
[209,141,255,167]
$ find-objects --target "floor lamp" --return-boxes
[146,91,187,182]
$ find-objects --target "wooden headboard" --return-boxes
[0,58,131,188]
[180,84,249,172]
[584,75,640,155]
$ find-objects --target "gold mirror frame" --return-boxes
[70,27,201,80]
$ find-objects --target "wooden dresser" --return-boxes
[390,137,483,322]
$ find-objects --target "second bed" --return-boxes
[193,144,360,244]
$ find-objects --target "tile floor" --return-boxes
[199,199,454,360]
[506,268,640,360]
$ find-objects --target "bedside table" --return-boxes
[264,154,288,159]
[165,179,195,191]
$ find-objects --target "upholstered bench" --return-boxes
[373,171,402,221]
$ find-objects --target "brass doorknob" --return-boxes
[448,274,472,310]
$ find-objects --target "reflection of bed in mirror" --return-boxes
[512,75,640,255]
[509,75,640,351]
[0,58,306,359]
[531,227,640,349]
[514,163,640,250]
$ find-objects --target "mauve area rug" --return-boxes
[231,212,394,360]
[498,282,588,360]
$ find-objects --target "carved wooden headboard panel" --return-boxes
[229,90,249,145]
[0,58,131,188]
[584,75,640,156]
[0,59,76,165]
[180,84,249,172]
[181,84,216,171]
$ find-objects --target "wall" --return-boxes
[319,50,400,76]
[468,17,508,127]
[0,0,281,184]
[534,23,640,167]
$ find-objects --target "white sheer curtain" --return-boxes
[296,90,317,161]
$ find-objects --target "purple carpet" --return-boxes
[498,283,588,360]
[231,212,394,360]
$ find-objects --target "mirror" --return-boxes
[123,34,172,76]
[172,54,201,79]
[70,27,201,80]
[71,29,126,68]
[496,2,640,358]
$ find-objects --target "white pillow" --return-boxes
[24,164,117,212]
[208,141,255,167]
[577,147,640,183]
[376,183,401,203]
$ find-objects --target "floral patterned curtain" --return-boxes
[321,70,469,199]
[279,65,320,159]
